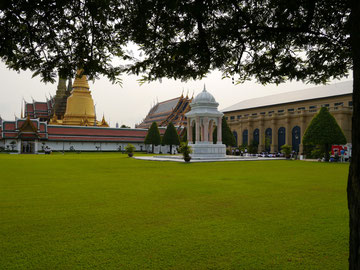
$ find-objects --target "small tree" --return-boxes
[162,122,180,154]
[144,122,161,153]
[248,140,259,154]
[212,117,236,146]
[181,127,187,143]
[125,144,136,157]
[178,142,193,162]
[281,144,292,159]
[303,107,346,162]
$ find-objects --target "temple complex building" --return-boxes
[0,70,160,153]
[223,81,353,153]
[136,94,192,129]
[0,116,158,153]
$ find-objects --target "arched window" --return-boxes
[233,131,238,146]
[292,126,301,152]
[242,130,248,145]
[278,127,286,152]
[265,128,272,152]
[253,128,259,145]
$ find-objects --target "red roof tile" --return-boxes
[34,102,48,111]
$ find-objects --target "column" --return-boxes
[299,112,306,154]
[271,119,277,153]
[201,121,204,142]
[209,121,214,143]
[187,118,191,142]
[285,115,291,146]
[204,117,209,143]
[259,119,264,152]
[247,119,253,144]
[34,140,38,153]
[195,117,200,143]
[217,117,222,144]
[17,140,21,153]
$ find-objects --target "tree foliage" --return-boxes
[303,107,347,161]
[0,0,131,82]
[144,122,161,152]
[0,1,352,84]
[181,127,187,143]
[126,0,352,84]
[213,117,236,147]
[162,122,180,153]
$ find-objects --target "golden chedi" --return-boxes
[62,70,96,126]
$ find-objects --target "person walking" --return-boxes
[340,149,345,162]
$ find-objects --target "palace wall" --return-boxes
[224,94,352,153]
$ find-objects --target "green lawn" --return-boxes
[0,153,349,269]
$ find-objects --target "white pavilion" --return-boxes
[185,86,226,159]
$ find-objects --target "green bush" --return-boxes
[281,144,292,158]
[125,144,136,155]
[178,142,192,159]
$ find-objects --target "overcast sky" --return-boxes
[0,62,351,128]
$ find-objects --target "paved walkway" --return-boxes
[134,155,286,163]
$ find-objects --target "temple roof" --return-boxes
[137,95,192,129]
[152,97,180,114]
[222,81,353,113]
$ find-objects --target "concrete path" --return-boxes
[133,155,286,163]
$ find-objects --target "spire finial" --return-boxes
[21,101,24,118]
[203,84,207,92]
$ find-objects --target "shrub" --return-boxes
[178,142,192,161]
[125,144,136,157]
[281,144,292,158]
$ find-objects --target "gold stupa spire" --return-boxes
[72,69,89,90]
[62,69,96,126]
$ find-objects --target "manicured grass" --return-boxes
[0,153,349,269]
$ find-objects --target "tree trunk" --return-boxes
[348,1,360,268]
[324,143,330,162]
[152,144,154,153]
[170,144,172,154]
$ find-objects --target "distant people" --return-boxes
[334,150,339,162]
[45,146,52,154]
[340,149,345,162]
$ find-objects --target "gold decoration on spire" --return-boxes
[98,114,109,127]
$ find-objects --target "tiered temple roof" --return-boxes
[136,94,192,129]
[24,99,54,122]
